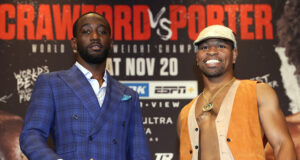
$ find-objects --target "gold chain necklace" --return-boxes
[202,77,236,112]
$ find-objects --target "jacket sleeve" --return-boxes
[127,92,151,160]
[19,74,61,160]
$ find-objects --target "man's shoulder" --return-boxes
[39,66,74,77]
[236,79,260,89]
[239,79,257,84]
[108,75,137,95]
[179,96,198,117]
[35,67,75,84]
[238,79,272,90]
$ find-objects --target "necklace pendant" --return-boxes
[203,103,214,112]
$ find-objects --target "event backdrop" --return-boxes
[1,0,300,159]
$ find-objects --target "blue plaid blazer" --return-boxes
[20,65,151,160]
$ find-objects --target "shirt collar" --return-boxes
[75,61,108,82]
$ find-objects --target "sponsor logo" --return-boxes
[122,83,149,97]
[155,86,186,94]
[155,153,174,160]
[121,81,197,99]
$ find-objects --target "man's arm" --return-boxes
[177,111,182,137]
[257,83,296,160]
[127,92,151,160]
[19,74,60,160]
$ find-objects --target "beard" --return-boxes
[77,44,110,64]
[199,64,226,78]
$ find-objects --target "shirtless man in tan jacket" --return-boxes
[177,25,296,160]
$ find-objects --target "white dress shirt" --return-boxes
[75,62,107,107]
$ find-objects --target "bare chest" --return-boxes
[195,90,228,128]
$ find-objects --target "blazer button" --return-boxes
[195,128,198,132]
[227,138,231,142]
[195,145,199,149]
[89,136,93,141]
[189,150,193,154]
[72,114,78,120]
[112,139,118,144]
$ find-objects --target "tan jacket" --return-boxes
[178,80,265,160]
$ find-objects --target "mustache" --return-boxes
[88,43,104,49]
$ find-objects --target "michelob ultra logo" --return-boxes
[121,81,197,99]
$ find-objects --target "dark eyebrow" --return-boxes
[97,24,109,30]
[79,23,91,30]
[216,39,227,43]
[217,39,234,49]
[79,24,108,30]
[198,41,208,46]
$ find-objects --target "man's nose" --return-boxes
[207,46,218,55]
[90,31,100,41]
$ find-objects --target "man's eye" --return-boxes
[82,30,91,34]
[99,30,107,35]
[98,28,108,35]
[218,45,226,48]
[199,46,208,50]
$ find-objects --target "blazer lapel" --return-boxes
[90,73,125,135]
[58,65,100,121]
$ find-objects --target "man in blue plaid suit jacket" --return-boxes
[19,12,151,160]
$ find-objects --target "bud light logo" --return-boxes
[123,83,149,97]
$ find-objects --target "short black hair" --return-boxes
[72,12,111,38]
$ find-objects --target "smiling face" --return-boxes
[72,13,112,64]
[196,38,237,78]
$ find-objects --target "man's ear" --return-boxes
[232,49,238,64]
[110,38,113,48]
[71,37,77,53]
[109,39,113,52]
